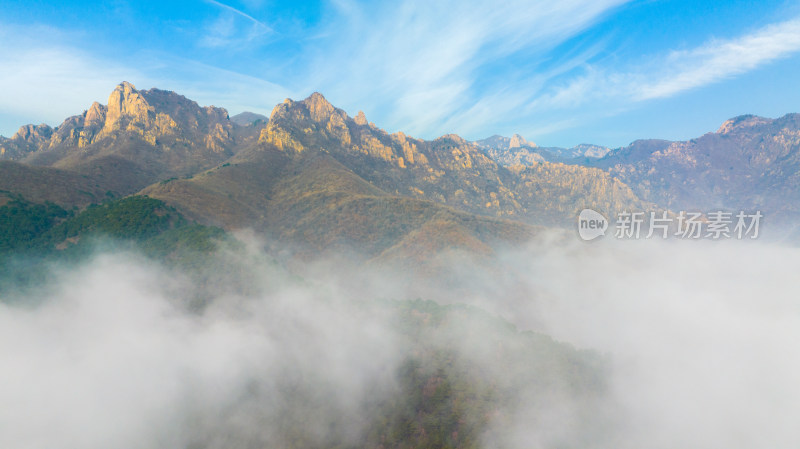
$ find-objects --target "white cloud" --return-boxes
[490,237,800,449]
[304,0,631,137]
[200,0,273,48]
[0,252,404,449]
[4,231,800,448]
[636,18,800,100]
[533,17,800,110]
[205,0,272,30]
[0,44,137,133]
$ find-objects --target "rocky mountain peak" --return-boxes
[355,110,368,126]
[268,101,291,122]
[438,134,468,146]
[716,114,771,134]
[106,81,153,127]
[84,101,107,126]
[509,133,535,148]
[230,111,268,126]
[474,134,536,151]
[572,143,610,158]
[12,124,53,143]
[303,92,336,122]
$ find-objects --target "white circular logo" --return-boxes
[577,209,608,241]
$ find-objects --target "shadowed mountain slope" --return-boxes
[0,161,109,207]
[142,143,535,261]
[589,114,800,222]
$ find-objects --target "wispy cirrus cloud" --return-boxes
[535,17,800,109]
[486,15,800,143]
[0,26,138,129]
[636,17,800,100]
[206,0,272,30]
[303,0,631,137]
[200,0,273,48]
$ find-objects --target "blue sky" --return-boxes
[1,0,799,148]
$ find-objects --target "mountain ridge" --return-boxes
[253,91,650,225]
[0,82,265,197]
[475,134,610,166]
[5,81,798,250]
[589,112,800,223]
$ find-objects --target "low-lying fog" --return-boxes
[1,232,799,448]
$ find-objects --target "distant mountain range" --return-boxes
[474,134,610,165]
[588,114,800,224]
[476,116,800,228]
[2,82,798,258]
[230,111,268,126]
